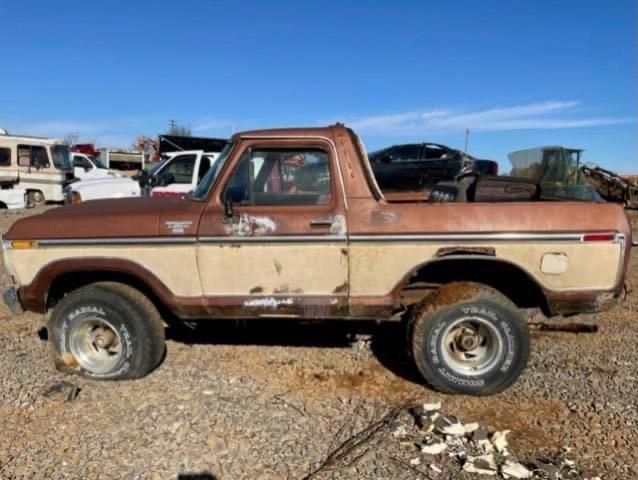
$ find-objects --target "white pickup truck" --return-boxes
[71,153,124,180]
[65,150,219,203]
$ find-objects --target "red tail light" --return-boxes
[582,233,615,242]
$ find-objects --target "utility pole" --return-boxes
[464,128,470,153]
[168,119,177,132]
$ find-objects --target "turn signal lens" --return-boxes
[582,233,615,242]
[11,240,37,249]
[71,191,82,204]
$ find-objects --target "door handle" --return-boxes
[310,218,333,227]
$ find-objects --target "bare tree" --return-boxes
[63,132,79,146]
[167,120,192,137]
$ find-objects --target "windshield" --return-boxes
[147,157,170,176]
[92,156,107,169]
[51,145,72,170]
[190,142,233,200]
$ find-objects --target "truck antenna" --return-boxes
[464,128,470,153]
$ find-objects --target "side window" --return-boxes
[0,147,10,167]
[423,145,448,160]
[225,148,331,206]
[73,155,91,169]
[197,156,211,183]
[17,145,50,168]
[161,154,196,184]
[392,145,421,162]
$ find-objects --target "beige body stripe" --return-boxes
[5,235,622,298]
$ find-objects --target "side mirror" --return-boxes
[380,155,393,163]
[224,196,234,219]
[84,165,91,172]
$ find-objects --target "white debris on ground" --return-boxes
[387,401,589,479]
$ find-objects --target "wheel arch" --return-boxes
[21,257,185,319]
[394,255,551,315]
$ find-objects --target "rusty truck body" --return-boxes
[1,124,632,395]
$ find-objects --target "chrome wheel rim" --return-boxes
[440,317,503,376]
[69,317,123,374]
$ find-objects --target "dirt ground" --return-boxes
[0,206,636,479]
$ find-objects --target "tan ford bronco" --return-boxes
[1,125,632,395]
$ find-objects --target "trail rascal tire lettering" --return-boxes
[48,282,165,380]
[409,282,530,395]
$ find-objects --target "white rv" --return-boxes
[0,129,74,205]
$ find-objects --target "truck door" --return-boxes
[196,139,349,318]
[150,150,203,198]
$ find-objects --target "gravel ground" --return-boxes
[0,206,636,479]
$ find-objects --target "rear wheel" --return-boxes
[409,282,530,395]
[26,190,45,207]
[48,282,165,380]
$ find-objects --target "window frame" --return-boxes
[219,142,338,210]
[0,147,11,167]
[17,144,50,169]
[72,155,92,169]
[156,153,198,185]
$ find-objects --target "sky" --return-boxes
[1,0,636,173]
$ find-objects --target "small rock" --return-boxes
[409,457,421,466]
[423,401,442,412]
[421,438,448,455]
[391,423,409,438]
[501,459,532,479]
[463,454,497,476]
[434,415,465,436]
[490,429,510,453]
[430,464,442,473]
[463,421,480,434]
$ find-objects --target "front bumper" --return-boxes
[3,287,24,315]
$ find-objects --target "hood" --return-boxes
[71,176,137,189]
[4,197,205,240]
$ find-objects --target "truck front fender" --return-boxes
[19,257,205,317]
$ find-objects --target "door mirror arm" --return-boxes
[224,196,234,219]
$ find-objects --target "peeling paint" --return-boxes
[244,297,294,308]
[333,281,349,294]
[371,211,399,224]
[224,214,276,236]
[249,286,264,293]
[329,214,347,235]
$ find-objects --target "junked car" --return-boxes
[72,153,124,180]
[140,150,219,198]
[369,143,498,193]
[65,150,220,203]
[2,124,631,396]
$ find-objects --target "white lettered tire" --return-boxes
[409,282,530,395]
[48,282,165,380]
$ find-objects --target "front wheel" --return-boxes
[48,282,165,380]
[409,282,530,395]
